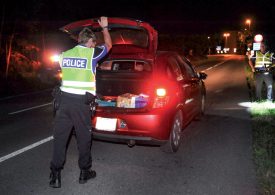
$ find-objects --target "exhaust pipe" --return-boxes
[127,140,136,148]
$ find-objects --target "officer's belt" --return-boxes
[255,70,268,73]
[255,69,271,75]
[255,66,269,72]
[62,91,85,100]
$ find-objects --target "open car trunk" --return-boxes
[59,17,159,111]
[60,17,158,56]
[96,59,153,110]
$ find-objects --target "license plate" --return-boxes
[95,117,117,131]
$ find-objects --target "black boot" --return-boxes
[49,171,61,188]
[79,169,96,184]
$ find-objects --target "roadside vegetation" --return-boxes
[0,72,55,98]
[251,102,275,194]
[245,62,275,194]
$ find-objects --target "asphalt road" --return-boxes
[0,55,259,195]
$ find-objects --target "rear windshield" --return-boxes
[98,60,152,72]
[95,28,148,48]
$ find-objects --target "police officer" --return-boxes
[49,16,112,188]
[249,42,275,101]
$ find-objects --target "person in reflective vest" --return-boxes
[249,42,275,101]
[49,16,112,188]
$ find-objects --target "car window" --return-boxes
[185,59,197,76]
[167,57,184,81]
[177,56,197,78]
[175,57,189,79]
[98,60,151,72]
[98,61,112,70]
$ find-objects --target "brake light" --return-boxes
[153,88,170,108]
[156,88,166,97]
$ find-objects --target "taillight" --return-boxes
[156,88,166,96]
[153,88,170,108]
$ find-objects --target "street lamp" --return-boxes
[223,33,230,37]
[246,19,251,31]
[223,33,230,53]
[207,36,211,55]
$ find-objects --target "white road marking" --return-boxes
[185,98,194,104]
[0,89,52,101]
[0,136,53,163]
[8,102,52,115]
[205,67,213,71]
[215,89,223,93]
[202,60,229,72]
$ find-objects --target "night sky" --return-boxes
[1,0,275,35]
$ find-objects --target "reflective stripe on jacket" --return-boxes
[255,51,273,70]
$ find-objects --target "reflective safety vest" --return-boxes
[59,45,95,95]
[255,51,274,71]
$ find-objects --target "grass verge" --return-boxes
[245,62,275,194]
[251,102,275,194]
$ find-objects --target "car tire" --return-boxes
[160,110,183,153]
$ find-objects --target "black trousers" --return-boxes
[254,72,273,101]
[50,92,92,172]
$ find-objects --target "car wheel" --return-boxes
[161,110,183,153]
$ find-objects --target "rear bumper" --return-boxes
[92,130,166,146]
[93,109,174,140]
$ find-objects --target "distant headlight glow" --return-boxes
[50,55,60,63]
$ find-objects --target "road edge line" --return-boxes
[0,136,53,163]
[8,102,52,115]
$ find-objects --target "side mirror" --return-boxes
[198,72,207,80]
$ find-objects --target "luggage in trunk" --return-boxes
[95,60,152,109]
